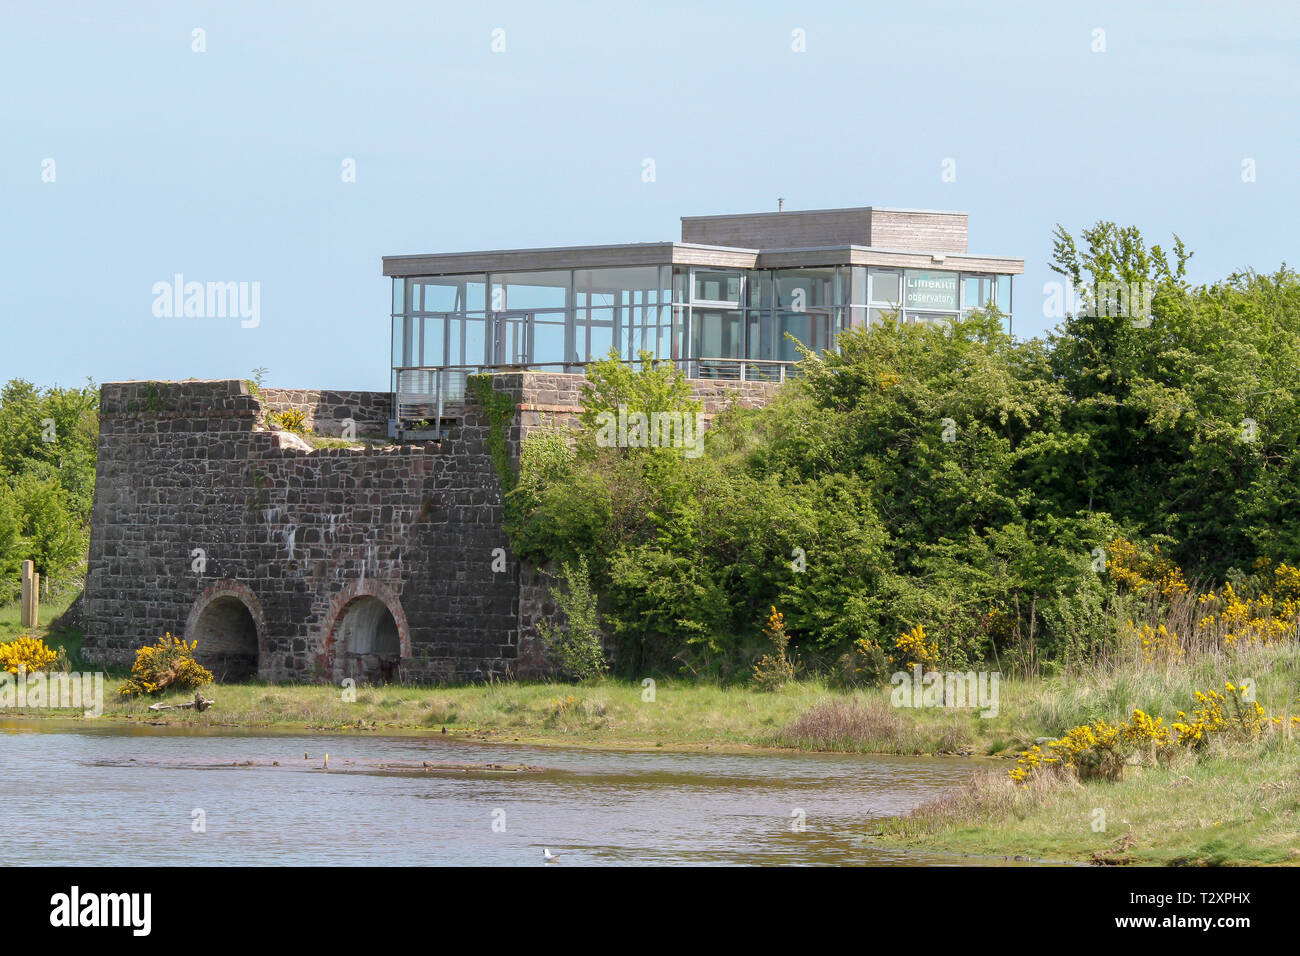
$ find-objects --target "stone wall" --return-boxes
[257,387,391,437]
[485,371,779,459]
[83,379,515,682]
[82,374,779,684]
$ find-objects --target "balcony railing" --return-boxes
[391,358,796,433]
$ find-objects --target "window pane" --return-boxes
[420,315,445,366]
[962,274,993,312]
[775,268,834,309]
[533,313,567,366]
[673,267,689,304]
[869,269,901,305]
[694,271,741,303]
[392,315,406,365]
[415,275,485,313]
[497,270,570,311]
[746,309,778,360]
[906,312,953,329]
[747,271,773,308]
[576,307,616,363]
[574,266,665,309]
[995,276,1012,314]
[850,266,867,305]
[693,309,743,358]
[463,314,487,366]
[776,310,832,360]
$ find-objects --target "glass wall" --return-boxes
[575,266,672,364]
[391,261,1014,386]
[838,267,1013,331]
[392,266,671,374]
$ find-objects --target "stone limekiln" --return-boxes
[81,374,774,683]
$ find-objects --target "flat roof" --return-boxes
[382,240,1023,278]
[383,242,752,277]
[680,204,967,221]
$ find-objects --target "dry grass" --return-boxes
[774,695,972,754]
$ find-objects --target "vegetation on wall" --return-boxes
[468,374,519,495]
[506,223,1300,681]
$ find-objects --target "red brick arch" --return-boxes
[320,581,410,682]
[183,580,269,680]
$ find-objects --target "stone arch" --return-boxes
[322,581,410,685]
[184,581,268,681]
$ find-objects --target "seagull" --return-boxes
[542,848,560,862]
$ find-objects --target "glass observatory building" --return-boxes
[383,205,1023,422]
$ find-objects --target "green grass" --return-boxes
[82,678,846,748]
[874,735,1300,865]
[861,644,1300,865]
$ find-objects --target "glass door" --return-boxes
[493,310,534,366]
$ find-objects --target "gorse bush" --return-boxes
[1010,684,1300,785]
[0,635,59,674]
[117,634,214,697]
[752,607,795,691]
[269,408,308,434]
[503,223,1300,680]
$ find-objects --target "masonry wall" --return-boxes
[82,374,778,684]
[83,379,515,682]
[257,387,390,437]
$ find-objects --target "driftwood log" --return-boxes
[148,692,215,712]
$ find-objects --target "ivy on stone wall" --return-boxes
[467,374,516,495]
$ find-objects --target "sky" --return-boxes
[3,0,1298,392]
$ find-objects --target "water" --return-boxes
[0,719,993,866]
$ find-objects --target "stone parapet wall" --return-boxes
[257,387,391,437]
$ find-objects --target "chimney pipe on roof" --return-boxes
[777,197,784,212]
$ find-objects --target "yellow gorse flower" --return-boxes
[0,635,59,674]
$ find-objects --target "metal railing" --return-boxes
[392,358,796,429]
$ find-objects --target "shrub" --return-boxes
[269,409,307,434]
[0,635,59,674]
[752,607,796,691]
[835,635,892,688]
[1010,686,1300,785]
[117,633,214,697]
[536,558,608,681]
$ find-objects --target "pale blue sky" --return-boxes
[4,1,1298,391]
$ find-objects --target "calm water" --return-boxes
[0,719,994,866]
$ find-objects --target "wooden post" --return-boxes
[20,561,40,629]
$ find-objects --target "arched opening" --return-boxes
[192,595,260,681]
[337,596,401,684]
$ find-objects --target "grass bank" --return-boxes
[873,738,1300,865]
[864,643,1300,865]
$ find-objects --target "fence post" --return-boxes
[21,560,39,629]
